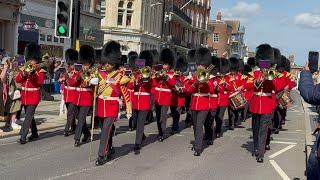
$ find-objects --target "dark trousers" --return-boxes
[252,113,272,158]
[228,108,239,128]
[273,106,283,130]
[170,106,181,131]
[184,96,192,123]
[74,106,91,141]
[134,110,149,145]
[129,115,137,129]
[98,117,115,157]
[240,102,250,121]
[65,103,77,132]
[19,105,38,141]
[215,106,227,134]
[191,110,209,152]
[280,108,287,125]
[155,105,169,136]
[204,109,217,140]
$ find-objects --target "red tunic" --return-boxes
[16,69,46,106]
[171,74,186,107]
[242,72,254,101]
[96,70,131,118]
[63,71,80,103]
[208,76,219,110]
[73,71,94,107]
[249,70,287,114]
[153,70,176,106]
[216,75,232,107]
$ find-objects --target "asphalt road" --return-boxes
[0,91,306,180]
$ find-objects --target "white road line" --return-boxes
[269,144,296,159]
[269,160,291,180]
[271,141,297,145]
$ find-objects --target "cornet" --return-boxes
[196,69,209,83]
[140,66,152,79]
[23,61,35,73]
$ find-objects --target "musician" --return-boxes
[215,58,231,138]
[153,48,176,142]
[127,50,154,154]
[204,56,220,145]
[90,41,132,166]
[250,44,287,163]
[183,48,214,156]
[184,50,196,127]
[73,45,95,147]
[16,43,46,144]
[171,57,188,134]
[227,57,244,130]
[127,51,138,131]
[59,49,79,136]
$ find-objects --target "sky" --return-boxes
[210,0,320,65]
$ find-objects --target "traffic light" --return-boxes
[55,0,73,38]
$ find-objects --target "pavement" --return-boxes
[0,91,310,180]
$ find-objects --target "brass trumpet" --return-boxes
[262,65,277,81]
[23,61,35,73]
[196,68,209,83]
[140,66,152,79]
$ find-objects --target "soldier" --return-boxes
[16,43,46,144]
[153,48,176,142]
[128,50,154,154]
[214,58,231,138]
[90,41,132,166]
[60,49,78,136]
[183,48,214,156]
[250,44,286,163]
[184,50,196,127]
[73,45,95,147]
[127,51,138,131]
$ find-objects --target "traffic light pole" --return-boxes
[71,0,80,50]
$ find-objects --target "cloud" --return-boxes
[217,2,261,21]
[294,12,320,29]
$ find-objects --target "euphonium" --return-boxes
[140,66,152,79]
[196,68,209,83]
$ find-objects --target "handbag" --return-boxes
[12,90,21,100]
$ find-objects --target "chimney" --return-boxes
[217,12,222,21]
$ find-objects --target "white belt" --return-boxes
[65,86,76,90]
[76,88,92,92]
[155,87,172,92]
[210,94,218,97]
[192,93,209,97]
[134,92,150,96]
[98,95,121,101]
[128,89,134,92]
[21,87,40,91]
[253,92,272,97]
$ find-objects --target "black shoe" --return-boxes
[134,144,141,154]
[129,127,134,131]
[171,130,179,135]
[17,139,27,144]
[95,156,108,166]
[28,135,39,142]
[82,134,90,143]
[257,158,264,163]
[206,140,213,145]
[64,131,70,137]
[274,129,279,134]
[158,136,164,142]
[229,126,234,130]
[74,140,81,147]
[265,145,271,151]
[215,133,222,138]
[194,151,201,156]
[109,146,115,155]
[251,150,258,157]
[64,130,75,137]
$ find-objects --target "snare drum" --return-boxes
[229,91,247,109]
[277,90,292,109]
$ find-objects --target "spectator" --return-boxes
[53,60,63,94]
[0,56,9,132]
[2,57,21,132]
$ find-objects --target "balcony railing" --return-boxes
[170,4,192,24]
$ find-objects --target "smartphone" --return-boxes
[135,59,146,69]
[74,63,83,71]
[125,69,132,76]
[187,63,196,72]
[309,51,319,73]
[153,64,163,71]
[258,60,272,69]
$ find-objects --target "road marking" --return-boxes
[271,141,297,145]
[269,160,291,180]
[269,144,296,159]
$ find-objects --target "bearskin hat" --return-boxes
[229,57,239,72]
[276,55,286,70]
[160,48,174,67]
[239,59,245,72]
[24,43,41,62]
[150,49,159,64]
[79,45,95,65]
[211,56,220,74]
[273,48,281,66]
[285,58,291,72]
[101,41,121,65]
[121,55,128,65]
[65,49,78,65]
[128,51,138,68]
[219,58,230,74]
[187,49,196,63]
[139,50,154,67]
[195,47,211,67]
[175,56,188,72]
[255,44,274,65]
[247,57,256,68]
[243,64,252,75]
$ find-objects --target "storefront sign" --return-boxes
[23,21,38,30]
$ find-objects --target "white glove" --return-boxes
[126,113,132,120]
[89,78,99,85]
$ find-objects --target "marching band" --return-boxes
[16,41,296,166]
